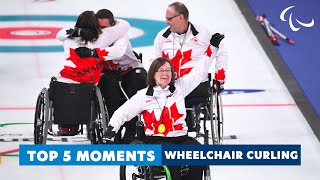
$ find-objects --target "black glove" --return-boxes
[67,27,81,38]
[210,33,225,48]
[68,27,96,40]
[75,47,98,58]
[133,51,143,61]
[213,79,225,94]
[102,125,116,144]
[66,28,75,36]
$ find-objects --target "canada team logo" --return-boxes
[280,6,315,32]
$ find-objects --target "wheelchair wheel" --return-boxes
[34,88,50,144]
[90,121,104,144]
[119,140,169,180]
[88,121,97,144]
[120,165,147,180]
[90,87,108,144]
[89,101,98,144]
[210,91,224,145]
[120,165,171,180]
[34,88,46,144]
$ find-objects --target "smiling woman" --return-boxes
[147,58,175,89]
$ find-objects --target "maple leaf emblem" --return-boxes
[142,103,183,136]
[142,110,156,132]
[67,48,81,61]
[98,49,109,60]
[62,48,105,84]
[215,68,225,81]
[162,49,193,78]
[66,48,107,62]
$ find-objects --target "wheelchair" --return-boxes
[186,75,224,145]
[119,139,210,180]
[113,52,147,143]
[118,75,224,180]
[34,77,108,144]
[119,139,191,180]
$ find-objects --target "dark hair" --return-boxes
[96,9,115,26]
[75,11,101,44]
[147,57,175,86]
[169,2,189,20]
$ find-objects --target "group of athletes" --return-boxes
[55,2,228,179]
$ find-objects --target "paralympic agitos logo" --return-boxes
[280,6,315,32]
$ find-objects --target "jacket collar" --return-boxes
[162,22,199,38]
[146,85,176,96]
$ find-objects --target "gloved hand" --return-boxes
[213,79,225,94]
[68,27,96,40]
[75,47,98,58]
[66,28,76,37]
[67,27,81,38]
[210,33,225,48]
[133,51,143,61]
[102,125,116,144]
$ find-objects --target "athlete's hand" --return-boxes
[210,33,225,48]
[102,125,116,144]
[75,47,98,58]
[68,27,96,40]
[213,79,225,94]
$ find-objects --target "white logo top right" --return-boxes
[280,6,315,32]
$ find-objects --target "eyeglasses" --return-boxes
[165,14,180,21]
[157,69,172,73]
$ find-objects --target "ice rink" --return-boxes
[1,0,320,179]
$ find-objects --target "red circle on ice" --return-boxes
[0,27,61,39]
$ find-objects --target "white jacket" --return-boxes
[153,23,228,81]
[55,19,130,84]
[109,46,218,137]
[56,19,130,60]
[56,19,143,75]
[102,34,143,73]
